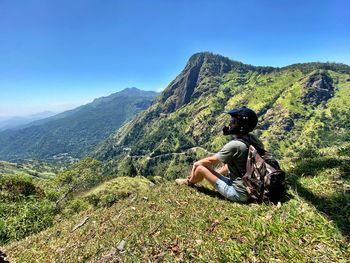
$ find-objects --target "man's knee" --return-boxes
[194,165,207,175]
[194,165,219,185]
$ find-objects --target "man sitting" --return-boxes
[176,107,264,202]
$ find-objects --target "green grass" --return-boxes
[2,183,348,262]
[0,160,58,179]
[82,176,154,208]
[0,173,57,245]
[2,146,350,262]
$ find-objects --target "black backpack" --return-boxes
[237,139,286,203]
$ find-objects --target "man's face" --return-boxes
[223,116,241,135]
[229,116,239,129]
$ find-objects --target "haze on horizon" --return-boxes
[0,0,349,118]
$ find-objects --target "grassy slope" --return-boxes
[3,145,349,262]
[0,160,57,179]
[0,161,61,245]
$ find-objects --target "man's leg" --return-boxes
[180,165,249,202]
[188,165,221,185]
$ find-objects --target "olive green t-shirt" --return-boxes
[215,134,264,179]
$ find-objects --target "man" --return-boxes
[175,107,264,202]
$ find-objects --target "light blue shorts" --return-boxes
[214,175,249,202]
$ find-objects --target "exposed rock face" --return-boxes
[160,52,250,112]
[259,106,299,132]
[303,72,334,106]
[173,53,204,108]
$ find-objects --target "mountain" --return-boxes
[0,111,56,131]
[0,88,158,161]
[92,52,350,179]
[2,53,349,260]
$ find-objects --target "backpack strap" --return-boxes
[233,138,262,199]
[235,136,266,156]
[242,145,255,196]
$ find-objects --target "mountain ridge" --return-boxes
[0,88,159,162]
[92,52,350,181]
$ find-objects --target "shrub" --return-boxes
[0,199,55,245]
[0,174,39,201]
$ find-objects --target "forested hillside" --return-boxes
[0,88,158,162]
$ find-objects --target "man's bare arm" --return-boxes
[189,155,221,179]
[193,155,221,168]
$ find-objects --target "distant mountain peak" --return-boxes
[159,52,256,112]
[121,87,140,92]
[117,87,159,97]
[188,52,231,63]
[91,88,159,106]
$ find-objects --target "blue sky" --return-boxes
[0,0,349,117]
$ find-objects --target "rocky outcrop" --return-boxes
[303,72,334,106]
[159,52,254,112]
[259,106,300,132]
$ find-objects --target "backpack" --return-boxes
[238,139,286,203]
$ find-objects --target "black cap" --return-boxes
[227,106,258,132]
